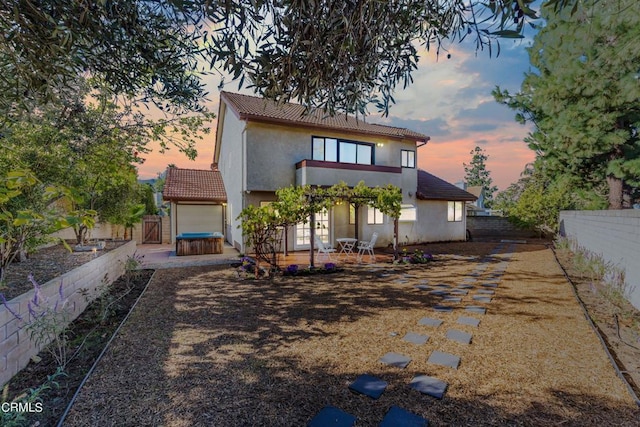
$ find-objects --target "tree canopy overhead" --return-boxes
[494,0,640,209]
[1,0,575,118]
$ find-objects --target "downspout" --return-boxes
[241,124,248,253]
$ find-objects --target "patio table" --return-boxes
[336,237,358,258]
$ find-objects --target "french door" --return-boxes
[294,210,330,250]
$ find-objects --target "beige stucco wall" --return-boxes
[413,200,468,242]
[216,103,436,252]
[217,103,247,251]
[169,202,224,244]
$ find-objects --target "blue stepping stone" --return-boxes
[380,352,412,369]
[379,406,429,427]
[429,290,448,296]
[418,317,443,327]
[457,316,481,327]
[481,283,499,288]
[450,289,468,295]
[403,332,429,345]
[472,296,492,303]
[348,374,387,399]
[308,406,356,427]
[442,296,462,303]
[415,285,431,291]
[446,329,473,344]
[476,289,495,295]
[432,305,454,313]
[409,375,448,399]
[428,350,460,369]
[465,306,487,315]
[457,284,474,289]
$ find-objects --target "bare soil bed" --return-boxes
[62,242,639,426]
[2,269,153,427]
[1,241,127,301]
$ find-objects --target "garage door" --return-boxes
[176,204,223,235]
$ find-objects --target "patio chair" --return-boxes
[315,238,337,261]
[357,232,378,262]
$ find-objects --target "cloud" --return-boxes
[375,116,452,138]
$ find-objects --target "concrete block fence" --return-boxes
[559,210,640,310]
[0,240,137,387]
[466,216,537,239]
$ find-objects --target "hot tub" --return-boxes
[176,232,224,256]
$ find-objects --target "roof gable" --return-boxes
[220,91,429,142]
[417,170,477,201]
[163,168,227,202]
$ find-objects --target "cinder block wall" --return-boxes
[559,210,640,310]
[0,240,137,387]
[466,216,537,239]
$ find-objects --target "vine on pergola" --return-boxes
[237,181,402,277]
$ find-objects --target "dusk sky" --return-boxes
[138,28,538,191]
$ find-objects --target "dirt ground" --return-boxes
[63,242,640,426]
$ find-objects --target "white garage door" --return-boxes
[176,204,223,235]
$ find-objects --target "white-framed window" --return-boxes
[401,149,415,168]
[399,204,417,222]
[349,204,356,225]
[367,207,384,225]
[447,201,464,222]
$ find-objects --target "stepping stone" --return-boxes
[394,280,408,284]
[403,332,429,345]
[442,296,461,303]
[433,284,452,289]
[457,284,474,289]
[481,283,499,288]
[476,289,495,295]
[429,290,448,296]
[380,352,412,369]
[428,350,460,369]
[348,374,387,399]
[380,406,429,427]
[446,329,473,344]
[472,296,492,303]
[409,375,448,399]
[432,305,454,313]
[462,278,477,283]
[308,406,356,427]
[457,316,481,327]
[450,289,468,295]
[418,317,443,328]
[415,285,431,291]
[465,306,487,315]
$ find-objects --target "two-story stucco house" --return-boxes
[213,91,476,253]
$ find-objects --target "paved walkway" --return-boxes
[135,243,240,269]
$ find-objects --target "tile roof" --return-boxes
[416,170,477,201]
[220,91,430,142]
[163,168,227,202]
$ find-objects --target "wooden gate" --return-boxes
[142,215,162,244]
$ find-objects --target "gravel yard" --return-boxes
[63,242,639,426]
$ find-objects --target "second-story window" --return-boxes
[401,149,415,168]
[312,136,373,165]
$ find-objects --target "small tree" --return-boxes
[463,146,499,207]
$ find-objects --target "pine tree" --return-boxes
[463,146,499,208]
[494,0,640,209]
